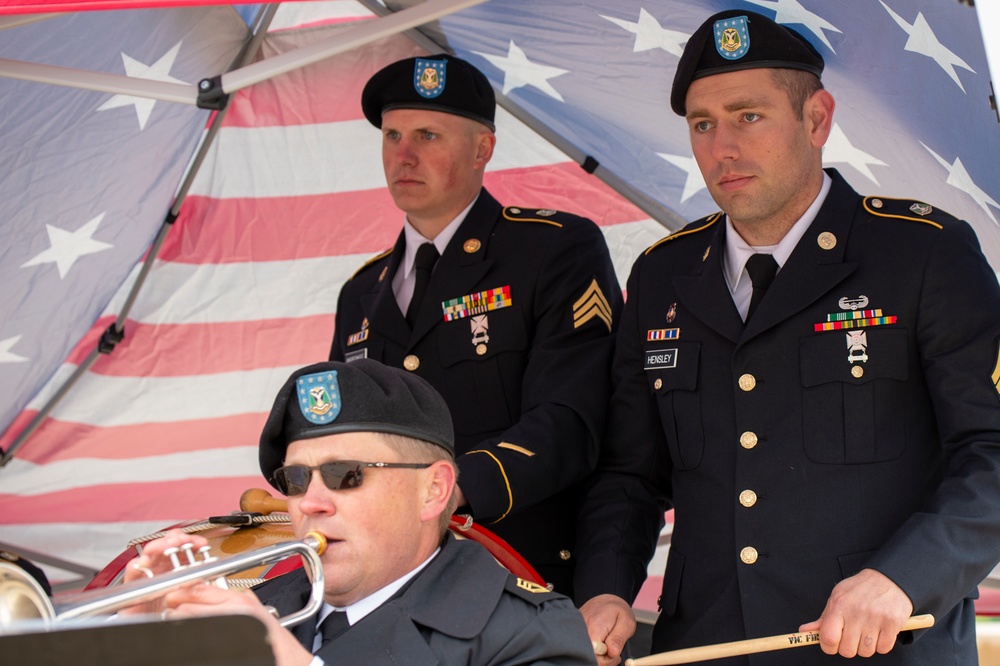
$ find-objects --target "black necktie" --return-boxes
[317,610,350,649]
[406,242,439,327]
[744,253,778,322]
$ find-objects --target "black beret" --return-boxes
[361,54,496,131]
[671,10,824,115]
[259,360,455,488]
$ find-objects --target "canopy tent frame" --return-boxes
[0,0,487,108]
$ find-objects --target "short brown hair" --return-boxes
[770,69,824,120]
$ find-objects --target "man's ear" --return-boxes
[474,130,496,169]
[807,88,835,149]
[419,460,456,523]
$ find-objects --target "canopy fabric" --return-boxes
[0,0,997,595]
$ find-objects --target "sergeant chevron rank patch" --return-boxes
[573,279,612,332]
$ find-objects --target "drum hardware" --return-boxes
[0,532,327,630]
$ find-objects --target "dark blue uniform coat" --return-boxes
[575,170,1000,664]
[255,535,596,665]
[330,188,622,593]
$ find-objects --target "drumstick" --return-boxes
[621,614,934,666]
[240,488,287,515]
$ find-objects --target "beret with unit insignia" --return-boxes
[362,54,496,132]
[259,359,455,487]
[671,10,824,116]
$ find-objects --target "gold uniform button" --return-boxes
[740,547,758,565]
[816,231,837,250]
[463,238,481,253]
[739,490,757,507]
[559,549,572,561]
[870,198,884,209]
[738,374,756,391]
[851,366,864,378]
[475,343,488,356]
[654,378,663,390]
[403,355,420,371]
[740,431,758,449]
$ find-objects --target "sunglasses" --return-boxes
[272,460,432,496]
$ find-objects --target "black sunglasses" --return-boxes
[272,460,432,496]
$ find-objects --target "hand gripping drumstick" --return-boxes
[591,614,933,665]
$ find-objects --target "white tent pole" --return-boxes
[0,0,486,107]
[215,0,486,94]
[0,57,197,103]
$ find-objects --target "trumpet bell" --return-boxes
[0,561,54,624]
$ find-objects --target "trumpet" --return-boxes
[0,531,326,630]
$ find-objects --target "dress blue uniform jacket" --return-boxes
[574,169,1000,664]
[330,188,622,594]
[253,534,595,665]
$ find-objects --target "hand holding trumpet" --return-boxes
[119,529,319,666]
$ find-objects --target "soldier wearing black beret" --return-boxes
[122,360,596,666]
[575,9,1000,665]
[329,54,623,596]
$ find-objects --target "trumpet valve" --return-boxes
[180,543,198,566]
[164,547,183,570]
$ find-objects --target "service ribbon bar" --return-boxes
[825,309,882,322]
[442,285,512,322]
[647,328,680,341]
[346,329,369,346]
[814,315,897,332]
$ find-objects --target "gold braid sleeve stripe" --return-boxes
[466,449,514,524]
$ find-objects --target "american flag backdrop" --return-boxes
[0,0,997,615]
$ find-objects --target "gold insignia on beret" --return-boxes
[573,279,613,332]
[516,578,549,594]
[817,232,837,250]
[463,238,481,253]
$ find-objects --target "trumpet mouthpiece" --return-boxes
[304,531,327,556]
